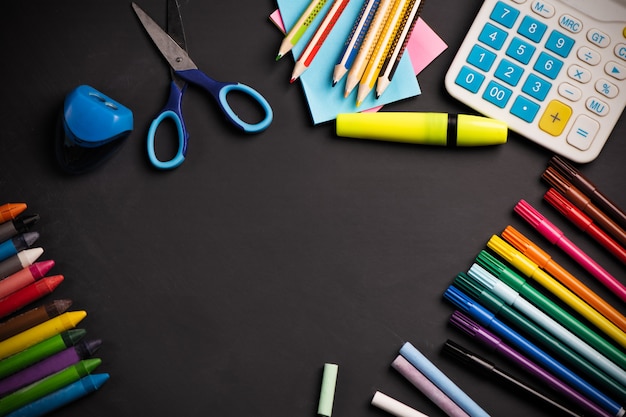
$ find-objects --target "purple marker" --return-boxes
[449,311,613,417]
[0,339,101,397]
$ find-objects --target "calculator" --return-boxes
[445,0,626,163]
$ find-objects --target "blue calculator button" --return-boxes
[479,23,509,50]
[455,66,485,93]
[483,80,513,108]
[517,16,547,43]
[545,30,575,58]
[506,37,536,64]
[490,2,520,28]
[534,52,563,79]
[522,73,552,101]
[467,45,497,71]
[495,59,524,86]
[511,95,541,122]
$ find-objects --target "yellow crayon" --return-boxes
[0,311,87,360]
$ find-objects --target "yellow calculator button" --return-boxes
[539,100,572,136]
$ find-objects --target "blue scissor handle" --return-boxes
[147,81,190,170]
[176,69,273,133]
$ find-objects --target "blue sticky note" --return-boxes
[277,0,421,125]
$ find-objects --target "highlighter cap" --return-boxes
[336,113,507,146]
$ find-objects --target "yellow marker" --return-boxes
[0,311,87,360]
[487,235,626,348]
[336,112,508,146]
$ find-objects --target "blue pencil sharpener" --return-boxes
[55,85,133,174]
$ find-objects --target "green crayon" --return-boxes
[0,358,101,416]
[0,329,86,379]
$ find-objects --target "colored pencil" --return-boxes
[276,0,329,60]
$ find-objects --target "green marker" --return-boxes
[336,112,508,146]
[476,251,626,370]
[0,358,101,416]
[454,273,626,399]
[0,329,86,379]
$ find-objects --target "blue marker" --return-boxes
[5,374,109,417]
[444,285,625,417]
[0,233,39,263]
[399,341,491,417]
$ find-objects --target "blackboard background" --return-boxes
[1,1,624,416]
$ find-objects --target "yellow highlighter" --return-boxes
[336,112,507,146]
[0,311,87,360]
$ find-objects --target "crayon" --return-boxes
[0,215,39,243]
[0,249,44,280]
[0,233,39,263]
[0,204,27,224]
[0,300,72,342]
[0,261,55,299]
[0,276,64,319]
[0,311,86,360]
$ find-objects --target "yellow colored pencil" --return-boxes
[0,311,87,360]
[356,0,410,106]
[344,0,395,97]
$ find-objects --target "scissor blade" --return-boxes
[167,0,186,51]
[132,2,196,72]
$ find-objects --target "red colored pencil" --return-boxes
[0,276,64,319]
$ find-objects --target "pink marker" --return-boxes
[515,200,625,302]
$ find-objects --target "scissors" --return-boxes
[132,1,273,169]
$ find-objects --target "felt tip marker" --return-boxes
[0,214,39,243]
[0,204,27,224]
[0,248,44,280]
[449,311,614,417]
[487,234,626,348]
[501,225,626,331]
[475,250,626,370]
[548,155,626,229]
[444,285,624,417]
[0,233,39,263]
[4,373,109,417]
[0,260,55,300]
[442,340,583,417]
[336,113,508,146]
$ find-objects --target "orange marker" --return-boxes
[0,204,27,224]
[502,226,626,333]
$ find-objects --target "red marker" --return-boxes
[0,261,55,299]
[0,276,64,319]
[0,204,27,224]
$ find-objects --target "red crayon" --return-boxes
[0,204,27,224]
[0,261,55,299]
[0,276,64,319]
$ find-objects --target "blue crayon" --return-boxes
[0,233,39,263]
[5,373,109,417]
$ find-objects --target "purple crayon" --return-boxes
[0,338,102,397]
[449,311,613,417]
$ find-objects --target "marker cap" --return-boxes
[336,113,507,146]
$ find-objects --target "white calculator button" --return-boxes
[577,47,601,65]
[614,43,626,62]
[559,15,583,34]
[531,1,555,18]
[558,82,582,101]
[568,64,592,83]
[595,79,619,98]
[587,29,611,48]
[511,0,527,3]
[567,115,599,151]
[605,61,626,80]
[586,97,609,116]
